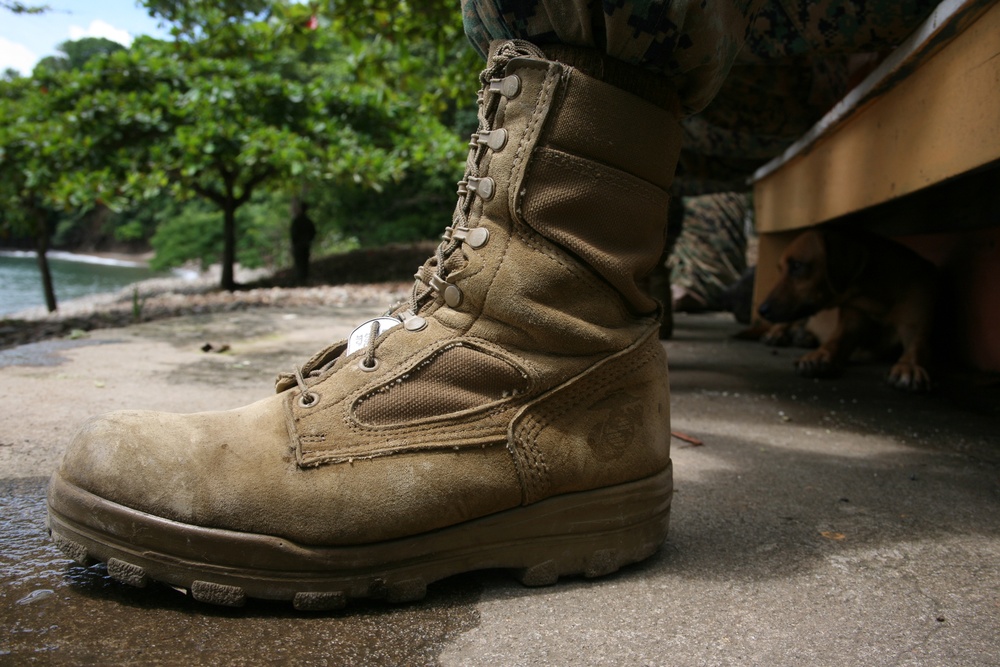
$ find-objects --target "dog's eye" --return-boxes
[787,260,808,277]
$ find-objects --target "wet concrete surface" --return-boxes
[1,477,481,665]
[1,310,998,665]
[1,307,485,666]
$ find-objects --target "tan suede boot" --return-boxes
[47,40,682,609]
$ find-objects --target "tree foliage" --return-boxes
[35,37,126,73]
[0,74,73,310]
[1,1,48,13]
[1,0,483,299]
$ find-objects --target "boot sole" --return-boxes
[46,464,672,610]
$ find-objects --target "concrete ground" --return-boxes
[1,306,997,666]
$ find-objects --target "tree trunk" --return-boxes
[34,209,57,312]
[221,202,237,292]
[209,171,269,292]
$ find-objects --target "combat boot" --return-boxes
[47,40,683,609]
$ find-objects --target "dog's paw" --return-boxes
[762,333,788,347]
[762,325,793,347]
[887,362,932,392]
[794,349,841,378]
[790,327,819,349]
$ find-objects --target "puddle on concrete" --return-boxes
[1,478,482,666]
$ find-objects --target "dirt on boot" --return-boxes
[47,40,683,610]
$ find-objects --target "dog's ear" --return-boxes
[821,229,869,295]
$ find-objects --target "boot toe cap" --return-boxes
[57,409,206,522]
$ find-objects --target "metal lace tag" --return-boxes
[345,317,401,356]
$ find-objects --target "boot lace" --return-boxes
[284,40,544,400]
[405,39,543,317]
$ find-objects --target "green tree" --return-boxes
[140,0,482,262]
[0,74,70,311]
[326,0,481,120]
[1,1,47,13]
[142,0,271,40]
[61,1,470,290]
[89,33,410,290]
[0,35,136,314]
[2,0,482,305]
[35,37,126,73]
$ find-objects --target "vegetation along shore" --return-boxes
[0,242,436,352]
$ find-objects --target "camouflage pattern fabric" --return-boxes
[462,0,940,192]
[743,0,943,60]
[675,55,853,193]
[669,192,749,309]
[462,0,767,114]
[463,1,940,309]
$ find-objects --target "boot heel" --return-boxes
[505,464,672,586]
[512,533,665,587]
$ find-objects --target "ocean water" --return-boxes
[0,250,163,317]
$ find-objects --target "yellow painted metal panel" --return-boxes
[754,0,1000,233]
[751,231,798,313]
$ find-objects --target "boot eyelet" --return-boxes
[404,316,427,332]
[467,177,495,201]
[358,358,379,372]
[444,285,463,308]
[298,392,319,408]
[466,227,489,249]
[477,129,508,151]
[490,75,520,98]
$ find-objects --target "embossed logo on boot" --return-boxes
[586,393,643,461]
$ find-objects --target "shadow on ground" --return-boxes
[2,313,997,666]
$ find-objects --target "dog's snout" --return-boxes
[758,301,772,318]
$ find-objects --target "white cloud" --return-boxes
[68,20,134,48]
[0,37,38,75]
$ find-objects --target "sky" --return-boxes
[0,0,170,75]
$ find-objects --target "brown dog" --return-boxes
[757,228,939,391]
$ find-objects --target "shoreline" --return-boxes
[0,268,411,351]
[3,263,270,322]
[0,241,438,351]
[1,248,197,319]
[0,247,155,269]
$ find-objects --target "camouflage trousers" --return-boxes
[463,0,940,192]
[669,192,749,310]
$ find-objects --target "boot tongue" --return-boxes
[278,40,550,396]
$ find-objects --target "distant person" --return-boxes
[290,200,316,286]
